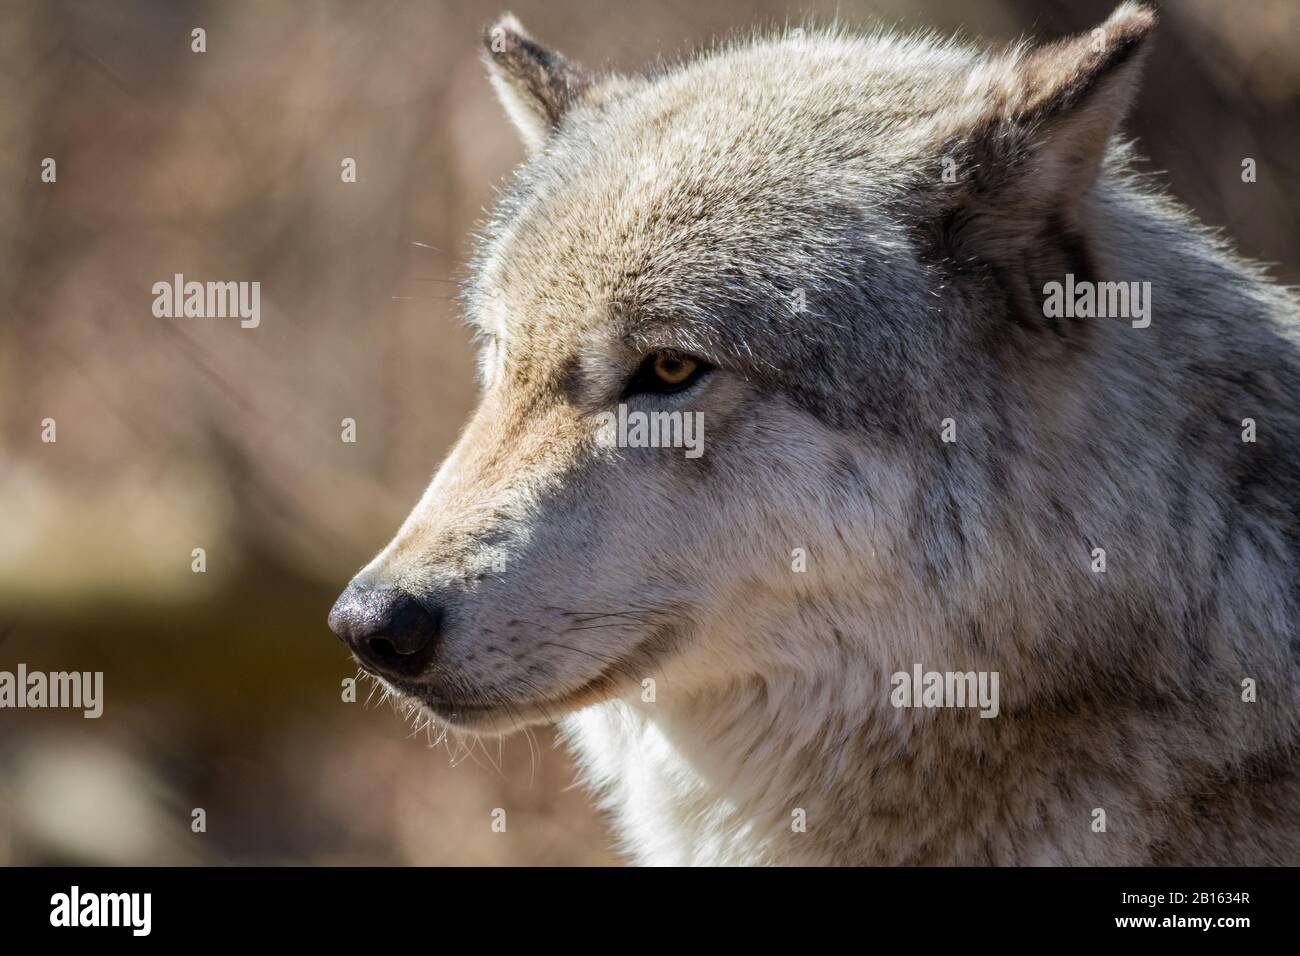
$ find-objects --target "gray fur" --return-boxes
[339,4,1300,864]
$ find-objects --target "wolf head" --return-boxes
[329,5,1157,731]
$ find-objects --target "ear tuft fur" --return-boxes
[482,13,593,154]
[1000,1,1156,126]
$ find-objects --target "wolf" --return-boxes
[329,3,1300,865]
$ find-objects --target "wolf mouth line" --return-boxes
[376,666,624,730]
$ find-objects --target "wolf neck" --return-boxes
[566,645,1289,866]
[563,656,1025,866]
[566,667,988,866]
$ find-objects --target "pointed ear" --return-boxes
[925,3,1156,336]
[953,3,1157,244]
[995,2,1154,207]
[482,14,594,154]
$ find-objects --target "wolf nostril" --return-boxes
[328,585,442,676]
[366,637,401,659]
[365,632,432,660]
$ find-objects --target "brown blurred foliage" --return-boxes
[1,0,1296,865]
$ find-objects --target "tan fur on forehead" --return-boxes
[469,6,1157,407]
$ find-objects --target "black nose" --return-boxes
[328,584,441,677]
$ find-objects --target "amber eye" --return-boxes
[652,354,697,386]
[624,351,711,397]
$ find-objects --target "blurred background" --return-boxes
[1,0,1297,865]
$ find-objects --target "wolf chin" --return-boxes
[328,3,1300,865]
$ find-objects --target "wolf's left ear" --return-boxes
[482,14,595,154]
[950,3,1156,239]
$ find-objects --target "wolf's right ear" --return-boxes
[482,14,594,154]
